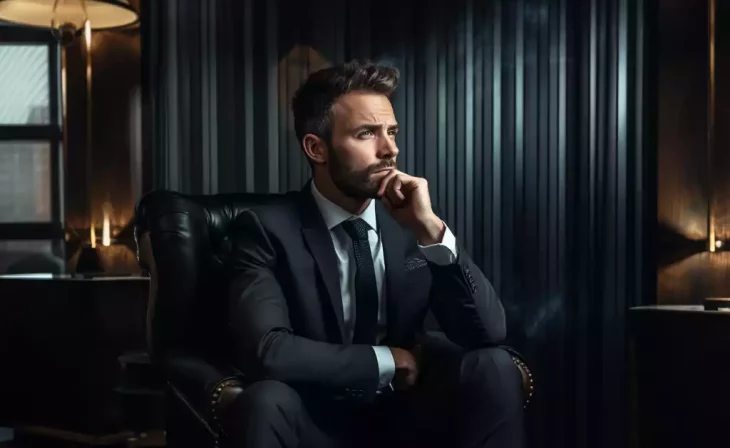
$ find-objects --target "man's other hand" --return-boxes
[389,346,420,391]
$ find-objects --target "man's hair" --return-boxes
[291,60,400,145]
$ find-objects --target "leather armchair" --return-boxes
[134,190,534,448]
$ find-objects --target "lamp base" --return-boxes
[75,245,104,274]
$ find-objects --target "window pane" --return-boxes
[0,240,61,274]
[0,141,51,222]
[0,45,50,124]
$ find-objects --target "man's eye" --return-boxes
[388,129,399,136]
[359,130,375,138]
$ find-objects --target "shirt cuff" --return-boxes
[371,346,396,390]
[418,223,459,265]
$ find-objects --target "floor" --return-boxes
[0,429,12,445]
[0,430,165,448]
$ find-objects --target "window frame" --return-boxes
[0,25,64,255]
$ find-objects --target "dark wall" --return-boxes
[715,0,730,243]
[142,1,655,447]
[655,0,730,304]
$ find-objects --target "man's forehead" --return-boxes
[333,92,397,125]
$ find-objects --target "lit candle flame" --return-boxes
[90,224,96,249]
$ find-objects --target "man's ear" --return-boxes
[302,134,327,165]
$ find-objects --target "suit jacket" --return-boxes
[229,183,506,399]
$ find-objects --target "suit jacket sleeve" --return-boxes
[229,209,380,395]
[426,231,507,349]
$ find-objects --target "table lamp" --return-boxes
[0,0,139,274]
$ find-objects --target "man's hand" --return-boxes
[389,347,420,391]
[377,170,445,245]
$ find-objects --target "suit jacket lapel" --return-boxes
[298,184,346,343]
[376,202,407,345]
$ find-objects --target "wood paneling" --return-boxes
[142,1,655,447]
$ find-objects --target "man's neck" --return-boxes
[312,176,371,216]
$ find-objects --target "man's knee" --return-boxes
[460,347,523,409]
[234,380,303,420]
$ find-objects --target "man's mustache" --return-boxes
[368,159,396,174]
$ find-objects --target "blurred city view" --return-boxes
[0,44,55,269]
[0,45,52,224]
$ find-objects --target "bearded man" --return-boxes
[228,60,525,448]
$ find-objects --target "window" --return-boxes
[0,23,63,273]
[0,45,50,125]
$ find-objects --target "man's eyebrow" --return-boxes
[352,124,400,131]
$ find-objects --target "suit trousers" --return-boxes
[226,335,525,448]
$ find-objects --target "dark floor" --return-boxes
[0,430,165,448]
[0,428,12,447]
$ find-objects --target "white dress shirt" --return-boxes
[310,181,459,390]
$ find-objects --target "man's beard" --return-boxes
[327,145,395,200]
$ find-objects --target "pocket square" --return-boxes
[405,257,428,272]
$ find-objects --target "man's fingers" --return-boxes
[394,177,405,200]
[407,366,418,387]
[377,170,399,197]
[386,176,405,205]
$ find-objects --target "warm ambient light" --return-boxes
[101,200,112,247]
[0,0,138,31]
[89,223,96,249]
[84,17,91,49]
[88,201,113,247]
[102,210,111,247]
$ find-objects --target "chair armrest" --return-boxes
[161,353,244,434]
[500,346,535,408]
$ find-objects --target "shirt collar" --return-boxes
[310,179,378,232]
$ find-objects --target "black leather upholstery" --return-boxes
[135,190,292,357]
[135,190,293,445]
[134,189,533,448]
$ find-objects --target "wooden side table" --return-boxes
[0,274,151,444]
[630,305,730,448]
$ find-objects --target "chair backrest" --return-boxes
[134,189,292,361]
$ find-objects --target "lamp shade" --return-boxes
[0,0,138,30]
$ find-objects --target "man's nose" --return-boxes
[379,135,399,158]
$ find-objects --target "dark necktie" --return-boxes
[340,218,379,345]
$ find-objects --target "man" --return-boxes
[228,60,524,448]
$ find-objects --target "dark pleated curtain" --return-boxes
[141,0,656,447]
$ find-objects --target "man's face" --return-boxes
[325,92,399,199]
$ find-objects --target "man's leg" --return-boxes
[390,334,526,448]
[455,346,526,447]
[225,380,342,448]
